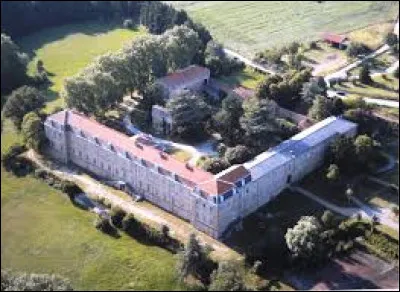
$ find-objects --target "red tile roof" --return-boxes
[48,110,246,197]
[157,65,209,89]
[322,32,347,44]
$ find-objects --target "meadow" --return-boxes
[168,1,399,57]
[17,21,146,112]
[1,120,184,291]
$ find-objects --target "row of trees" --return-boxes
[65,25,202,116]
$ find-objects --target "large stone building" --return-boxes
[44,110,357,239]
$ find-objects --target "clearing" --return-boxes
[167,1,399,57]
[17,21,146,112]
[1,120,184,291]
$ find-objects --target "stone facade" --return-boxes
[45,110,357,239]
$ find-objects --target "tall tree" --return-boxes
[285,216,325,263]
[240,98,279,149]
[2,86,45,129]
[167,91,211,140]
[214,94,244,145]
[21,112,45,152]
[1,33,29,95]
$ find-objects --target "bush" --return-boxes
[110,207,127,229]
[203,157,231,174]
[1,144,27,167]
[34,168,47,179]
[366,232,399,260]
[2,144,33,176]
[347,42,371,58]
[60,180,82,199]
[121,214,141,236]
[94,216,119,237]
[224,145,252,165]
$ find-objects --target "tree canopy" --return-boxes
[21,112,45,152]
[167,91,211,141]
[209,261,247,291]
[2,86,45,129]
[1,33,29,95]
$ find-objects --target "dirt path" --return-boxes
[26,150,242,262]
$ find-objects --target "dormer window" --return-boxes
[94,136,100,145]
[107,143,114,151]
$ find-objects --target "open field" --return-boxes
[17,21,146,112]
[167,1,399,57]
[1,121,183,291]
[348,22,395,50]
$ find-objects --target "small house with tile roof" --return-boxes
[156,65,211,99]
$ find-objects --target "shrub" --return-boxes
[60,180,82,199]
[366,232,399,260]
[1,144,27,169]
[110,207,127,229]
[94,216,118,237]
[34,168,47,179]
[202,157,230,174]
[121,214,141,236]
[224,145,252,165]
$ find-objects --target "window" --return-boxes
[79,151,82,157]
[93,158,96,164]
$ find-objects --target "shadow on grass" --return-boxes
[17,20,133,59]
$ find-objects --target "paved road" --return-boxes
[327,89,399,109]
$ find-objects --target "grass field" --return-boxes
[17,21,146,112]
[216,67,265,89]
[336,74,399,101]
[1,121,184,291]
[167,1,399,57]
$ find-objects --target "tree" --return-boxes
[1,269,73,291]
[385,32,398,46]
[214,94,244,145]
[163,25,201,71]
[1,33,29,95]
[321,210,336,229]
[326,164,340,183]
[225,145,252,165]
[139,82,165,113]
[285,216,324,262]
[209,261,247,291]
[359,64,372,85]
[301,77,327,105]
[167,91,211,140]
[176,233,213,281]
[2,86,45,129]
[346,42,371,58]
[328,135,357,170]
[353,134,376,165]
[203,157,231,174]
[240,98,279,150]
[308,95,335,121]
[21,112,45,152]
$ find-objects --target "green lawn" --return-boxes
[336,74,399,101]
[216,67,265,89]
[17,21,146,112]
[1,121,184,291]
[167,1,399,57]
